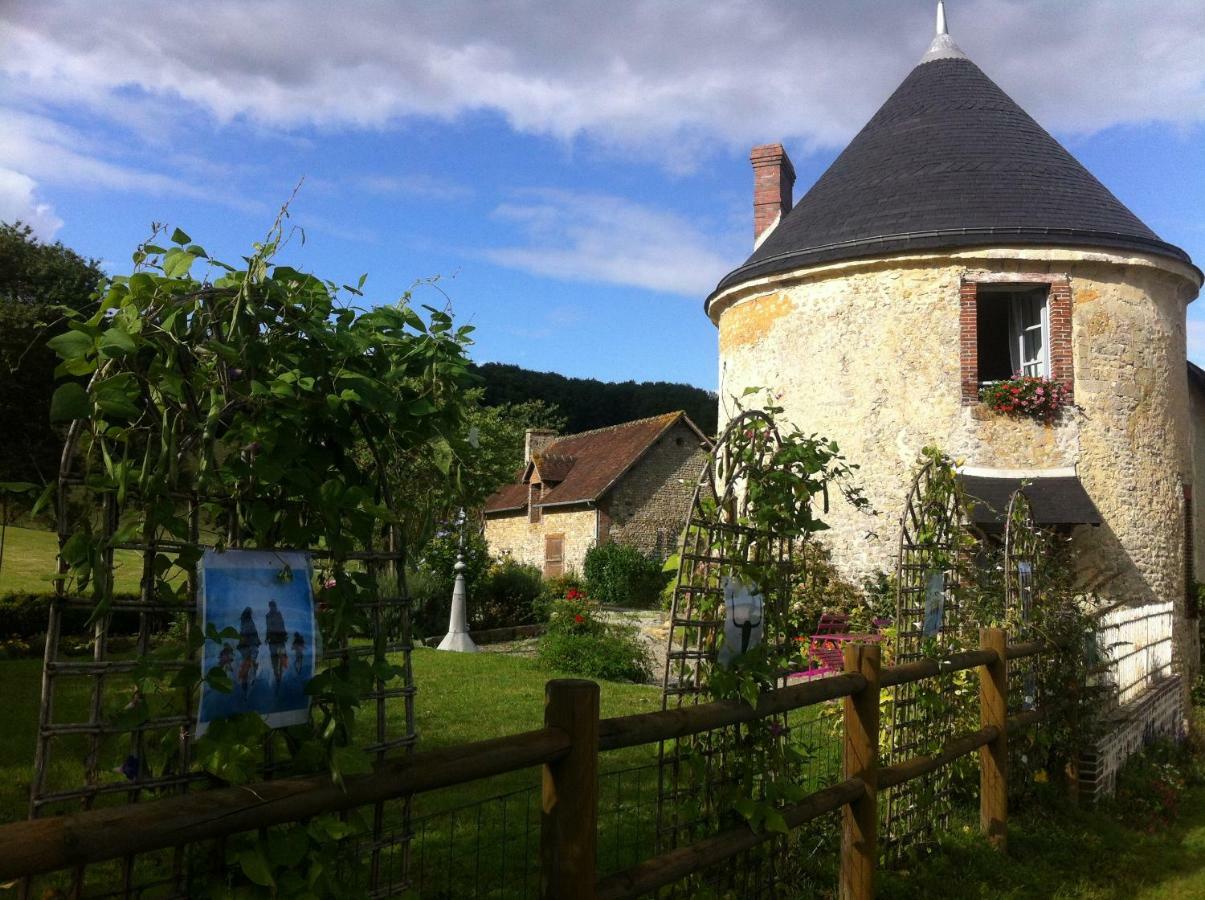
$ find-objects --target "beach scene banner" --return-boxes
[196,549,316,737]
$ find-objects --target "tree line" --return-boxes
[470,362,717,437]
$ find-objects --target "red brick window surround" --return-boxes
[960,274,1073,405]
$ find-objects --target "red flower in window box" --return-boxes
[980,375,1069,423]
[574,614,584,624]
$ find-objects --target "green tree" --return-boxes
[0,222,103,490]
[45,215,478,891]
[471,361,718,435]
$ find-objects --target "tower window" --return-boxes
[976,286,1049,383]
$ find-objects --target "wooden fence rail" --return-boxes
[0,629,1046,899]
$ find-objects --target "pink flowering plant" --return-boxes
[979,374,1070,422]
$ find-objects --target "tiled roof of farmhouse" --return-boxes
[482,412,710,514]
[711,4,1196,300]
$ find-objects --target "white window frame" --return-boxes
[1012,291,1049,378]
[978,287,1050,386]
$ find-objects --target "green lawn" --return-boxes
[0,524,144,594]
[880,787,1205,899]
[0,647,664,826]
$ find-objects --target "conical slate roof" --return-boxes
[713,43,1195,298]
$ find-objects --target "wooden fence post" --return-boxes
[541,678,600,900]
[979,627,1008,850]
[839,643,881,900]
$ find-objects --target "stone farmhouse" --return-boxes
[707,2,1202,787]
[483,412,711,576]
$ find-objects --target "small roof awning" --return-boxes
[958,469,1102,528]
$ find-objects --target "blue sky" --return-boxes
[2,0,1203,391]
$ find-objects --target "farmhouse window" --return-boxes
[976,287,1049,382]
[544,533,564,577]
[529,484,542,524]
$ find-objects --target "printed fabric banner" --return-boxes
[922,569,946,638]
[196,549,316,737]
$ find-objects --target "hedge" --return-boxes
[0,592,151,638]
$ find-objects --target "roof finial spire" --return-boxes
[921,0,967,64]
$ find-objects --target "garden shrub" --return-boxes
[1110,738,1203,832]
[537,594,652,682]
[583,541,668,608]
[476,557,543,629]
[408,528,490,638]
[409,548,544,637]
[403,569,444,640]
[788,543,868,636]
[533,572,585,622]
[0,591,146,638]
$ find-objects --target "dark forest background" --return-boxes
[471,362,717,437]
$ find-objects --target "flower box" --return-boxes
[979,375,1070,422]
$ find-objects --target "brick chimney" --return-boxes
[524,428,558,464]
[751,143,795,247]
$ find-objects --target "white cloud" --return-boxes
[2,1,1202,164]
[0,108,259,210]
[482,189,736,296]
[0,167,62,238]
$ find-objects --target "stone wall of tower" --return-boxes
[711,246,1201,693]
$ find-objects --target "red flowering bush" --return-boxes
[538,594,652,682]
[547,593,603,636]
[979,375,1070,422]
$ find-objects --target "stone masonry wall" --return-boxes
[483,506,598,575]
[712,246,1201,690]
[1191,387,1205,581]
[604,420,709,559]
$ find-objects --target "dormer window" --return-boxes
[976,286,1049,383]
[529,483,542,524]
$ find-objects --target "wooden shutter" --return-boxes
[544,534,564,578]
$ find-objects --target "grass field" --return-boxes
[0,647,665,825]
[880,786,1205,899]
[0,524,144,594]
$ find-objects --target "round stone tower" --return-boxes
[708,3,1202,730]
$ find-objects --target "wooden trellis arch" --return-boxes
[656,409,805,897]
[27,337,418,895]
[882,451,971,860]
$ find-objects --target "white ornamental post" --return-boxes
[438,508,478,653]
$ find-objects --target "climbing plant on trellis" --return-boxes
[25,216,476,898]
[657,399,867,897]
[1003,489,1045,641]
[882,448,975,861]
[1002,488,1050,803]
